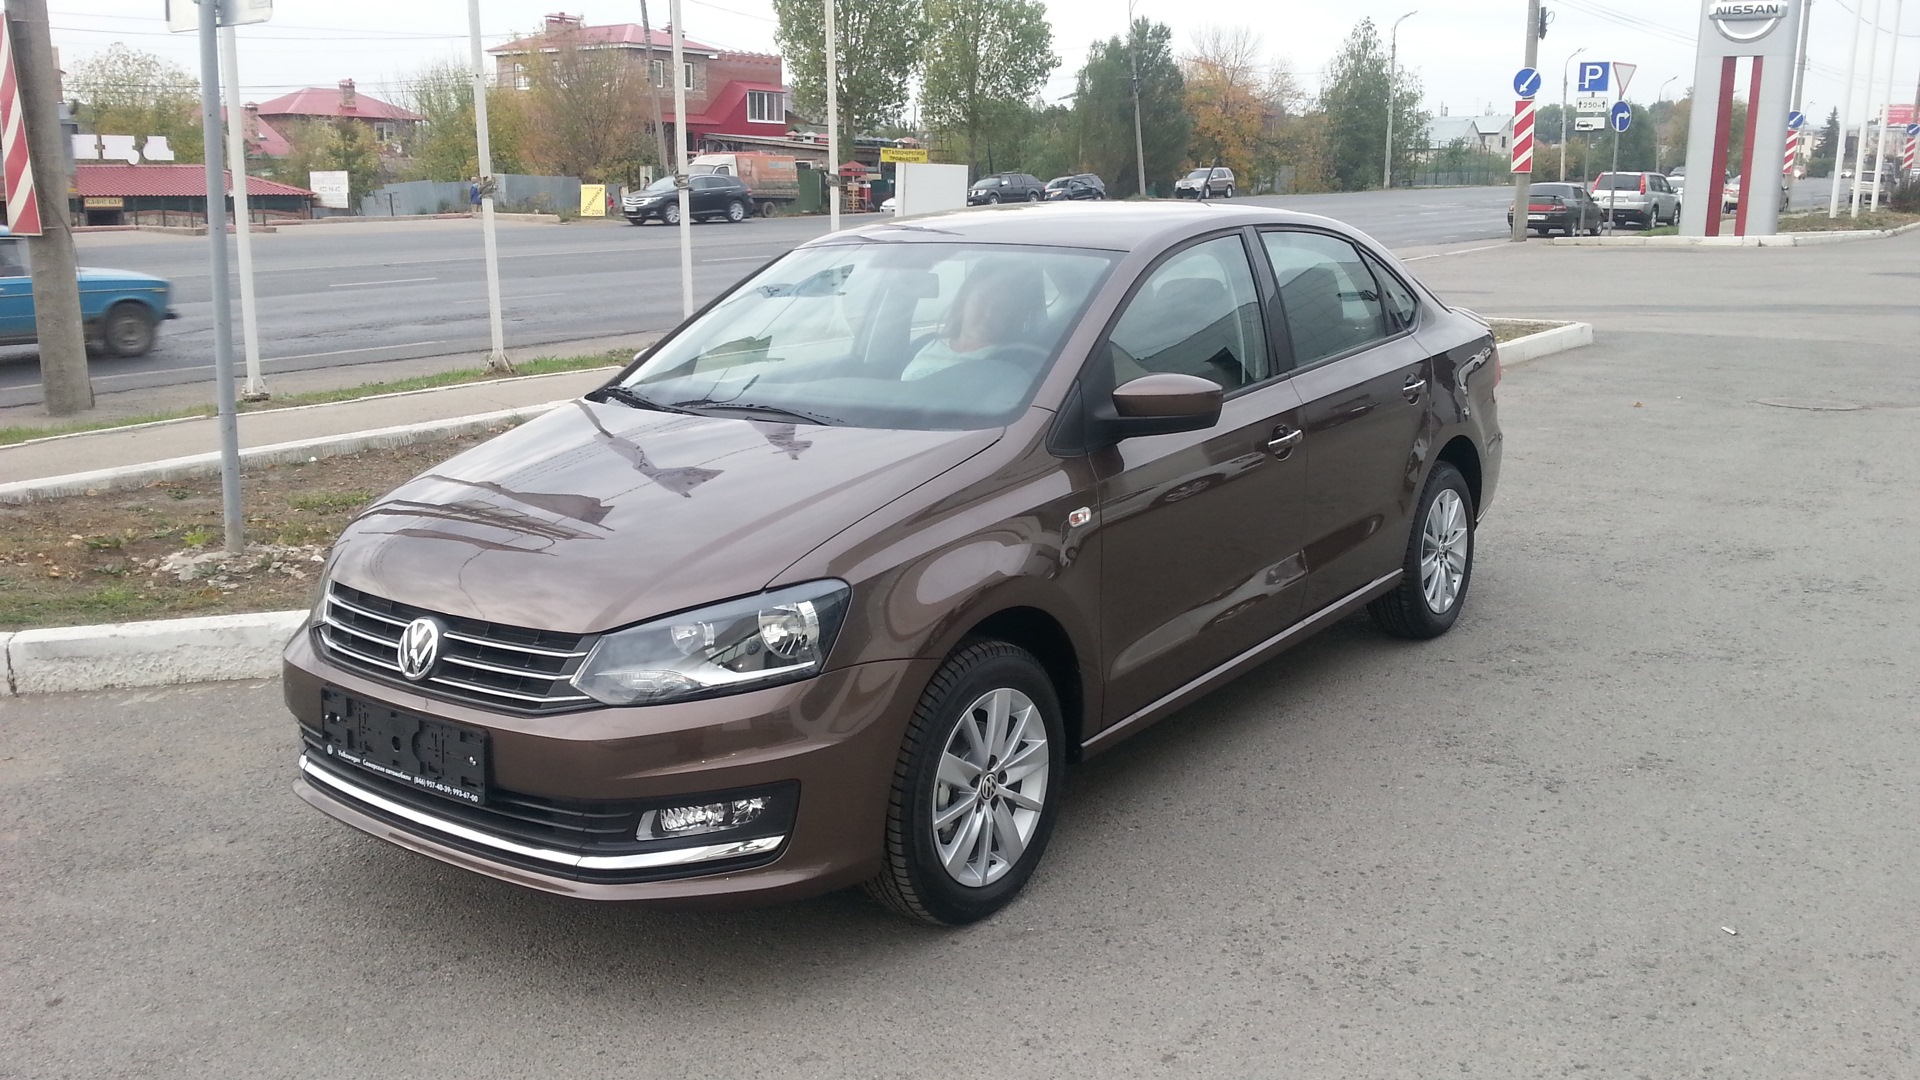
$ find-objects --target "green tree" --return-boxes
[67,43,204,164]
[275,119,383,206]
[399,61,529,180]
[1319,18,1427,190]
[921,0,1058,174]
[517,23,651,183]
[1808,107,1842,177]
[773,0,922,152]
[1072,18,1190,197]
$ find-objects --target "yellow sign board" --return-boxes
[83,197,126,209]
[879,148,929,164]
[579,183,607,217]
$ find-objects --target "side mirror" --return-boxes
[1101,373,1223,442]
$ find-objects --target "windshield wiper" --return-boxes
[669,399,845,426]
[586,384,695,414]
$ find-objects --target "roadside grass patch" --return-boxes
[1775,210,1920,232]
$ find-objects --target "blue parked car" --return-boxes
[0,228,175,357]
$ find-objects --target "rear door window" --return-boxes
[1260,231,1392,368]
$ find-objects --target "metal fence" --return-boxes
[360,175,583,217]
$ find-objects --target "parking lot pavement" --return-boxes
[5,236,1918,1078]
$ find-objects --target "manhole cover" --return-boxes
[1755,399,1864,412]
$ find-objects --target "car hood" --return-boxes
[76,267,168,289]
[327,399,1003,634]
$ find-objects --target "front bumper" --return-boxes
[285,628,937,904]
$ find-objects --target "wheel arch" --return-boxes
[954,606,1087,762]
[1435,434,1483,514]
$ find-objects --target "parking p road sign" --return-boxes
[1577,61,1611,93]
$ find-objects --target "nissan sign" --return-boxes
[1709,1,1789,42]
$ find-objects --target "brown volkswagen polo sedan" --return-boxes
[286,202,1502,925]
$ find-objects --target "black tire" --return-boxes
[1367,462,1475,640]
[984,192,1000,204]
[758,200,776,218]
[1027,190,1042,202]
[1223,185,1235,199]
[866,640,1066,926]
[626,216,646,226]
[726,199,747,223]
[99,302,157,358]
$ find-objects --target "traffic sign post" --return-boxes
[1605,102,1632,233]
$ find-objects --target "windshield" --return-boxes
[642,176,678,193]
[615,243,1118,431]
[1594,174,1644,191]
[1047,178,1070,189]
[1185,169,1216,180]
[974,177,1002,188]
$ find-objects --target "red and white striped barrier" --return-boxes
[1511,99,1535,174]
[1782,129,1798,176]
[1906,134,1917,177]
[0,17,40,236]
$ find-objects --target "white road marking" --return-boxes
[330,277,436,288]
[1404,243,1508,262]
[450,292,563,305]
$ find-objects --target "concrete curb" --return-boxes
[1494,322,1595,366]
[3,610,305,696]
[1547,221,1920,247]
[0,400,568,505]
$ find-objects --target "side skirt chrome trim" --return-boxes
[299,756,783,872]
[1082,571,1403,755]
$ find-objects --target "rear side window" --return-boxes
[1362,253,1419,332]
[1104,235,1270,392]
[1260,231,1391,368]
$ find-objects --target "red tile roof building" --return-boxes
[488,13,786,149]
[254,80,422,147]
[74,164,313,199]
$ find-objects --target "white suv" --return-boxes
[1591,172,1681,227]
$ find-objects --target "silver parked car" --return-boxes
[1591,171,1680,227]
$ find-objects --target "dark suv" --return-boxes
[967,172,1047,204]
[622,174,754,225]
[290,202,1502,926]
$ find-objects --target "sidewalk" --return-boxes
[0,366,614,489]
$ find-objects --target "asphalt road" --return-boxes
[2,185,1530,409]
[4,233,1918,1077]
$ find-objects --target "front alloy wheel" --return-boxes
[868,640,1064,925]
[1368,461,1475,639]
[662,202,680,225]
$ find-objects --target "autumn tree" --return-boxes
[66,43,204,164]
[1073,18,1190,197]
[773,0,922,149]
[1181,27,1264,183]
[399,60,530,181]
[516,24,652,183]
[921,0,1057,174]
[274,119,384,205]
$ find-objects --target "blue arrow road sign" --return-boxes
[1908,123,1920,137]
[1578,62,1611,93]
[1788,110,1806,130]
[1610,101,1633,133]
[1513,67,1542,99]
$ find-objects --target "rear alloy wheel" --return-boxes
[1368,462,1474,640]
[1223,185,1235,199]
[726,199,747,223]
[100,302,157,358]
[867,640,1064,926]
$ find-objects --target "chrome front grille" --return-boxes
[316,581,595,713]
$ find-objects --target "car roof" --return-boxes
[808,201,1356,253]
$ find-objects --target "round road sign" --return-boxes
[1788,110,1806,130]
[1610,101,1633,133]
[1513,68,1543,99]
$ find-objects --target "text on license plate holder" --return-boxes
[319,688,488,804]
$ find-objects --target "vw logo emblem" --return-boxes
[397,617,443,681]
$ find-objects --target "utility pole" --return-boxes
[1511,0,1542,243]
[194,0,244,554]
[7,0,91,416]
[1127,0,1146,196]
[825,0,840,234]
[1560,46,1587,182]
[1830,0,1864,217]
[671,0,693,314]
[467,0,511,371]
[1385,11,1418,189]
[220,23,267,400]
[639,0,670,180]
[1868,0,1903,211]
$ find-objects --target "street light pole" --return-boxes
[1656,75,1679,172]
[1384,11,1417,189]
[1560,46,1586,182]
[1511,0,1542,242]
[1128,0,1146,197]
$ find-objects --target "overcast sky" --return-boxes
[57,1,1916,127]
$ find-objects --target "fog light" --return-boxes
[638,796,770,840]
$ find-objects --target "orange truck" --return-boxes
[688,153,799,216]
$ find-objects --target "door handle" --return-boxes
[1266,426,1303,457]
[1403,375,1428,402]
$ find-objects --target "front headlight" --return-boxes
[571,580,851,706]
